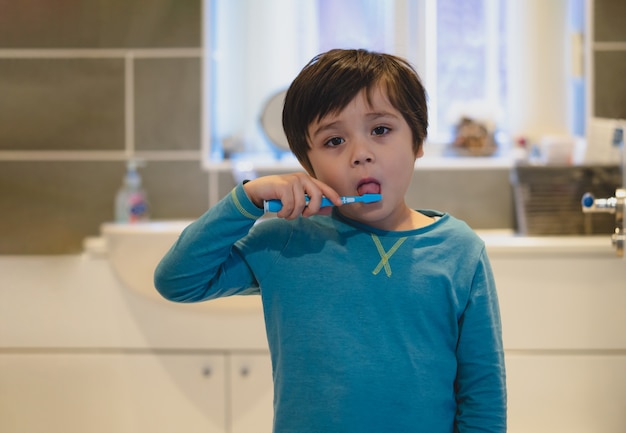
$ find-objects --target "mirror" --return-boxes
[259,89,290,151]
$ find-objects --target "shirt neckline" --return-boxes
[331,208,448,237]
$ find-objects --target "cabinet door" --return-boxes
[0,353,226,433]
[229,353,273,433]
[506,354,626,433]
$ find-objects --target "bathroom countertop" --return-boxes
[477,230,618,256]
[86,225,620,259]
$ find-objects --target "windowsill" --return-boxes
[416,154,514,170]
[203,147,515,172]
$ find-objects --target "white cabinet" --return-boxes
[229,354,274,433]
[486,240,626,433]
[0,352,273,433]
[506,354,626,433]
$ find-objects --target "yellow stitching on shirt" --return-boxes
[371,234,407,277]
[231,188,258,220]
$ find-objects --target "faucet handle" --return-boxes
[582,189,625,257]
[581,192,618,213]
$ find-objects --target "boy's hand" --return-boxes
[242,173,342,219]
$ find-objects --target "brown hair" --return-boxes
[282,49,428,175]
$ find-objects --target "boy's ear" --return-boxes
[415,145,424,159]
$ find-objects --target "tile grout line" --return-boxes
[0,48,202,58]
[0,151,202,161]
[125,52,135,159]
[593,41,626,51]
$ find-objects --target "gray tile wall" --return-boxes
[253,166,516,232]
[593,0,626,43]
[407,168,514,230]
[0,1,206,254]
[594,51,626,120]
[0,0,201,49]
[593,0,626,119]
[0,58,126,151]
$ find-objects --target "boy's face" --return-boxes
[306,85,423,230]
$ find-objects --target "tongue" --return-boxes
[357,182,381,195]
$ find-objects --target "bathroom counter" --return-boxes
[478,230,618,256]
[1,229,625,433]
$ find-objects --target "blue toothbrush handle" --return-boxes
[264,197,333,212]
[264,200,283,212]
[263,194,381,213]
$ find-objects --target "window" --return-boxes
[205,0,398,163]
[428,0,507,141]
[205,0,578,164]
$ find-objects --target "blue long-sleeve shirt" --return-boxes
[154,183,507,432]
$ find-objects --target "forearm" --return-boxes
[455,251,507,432]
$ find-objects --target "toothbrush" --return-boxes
[264,194,382,213]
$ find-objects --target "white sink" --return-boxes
[97,221,619,314]
[100,220,262,313]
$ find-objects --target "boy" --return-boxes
[155,49,506,432]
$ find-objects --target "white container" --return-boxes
[539,134,575,165]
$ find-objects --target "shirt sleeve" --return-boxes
[454,247,507,432]
[153,183,265,303]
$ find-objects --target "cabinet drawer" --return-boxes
[492,255,626,350]
[0,353,226,433]
[230,353,273,433]
[506,354,626,433]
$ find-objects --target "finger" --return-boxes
[312,179,342,207]
[301,179,338,217]
[277,180,307,220]
[302,190,323,215]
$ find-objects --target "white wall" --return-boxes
[506,0,571,142]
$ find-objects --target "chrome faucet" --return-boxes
[581,124,625,257]
[582,189,625,257]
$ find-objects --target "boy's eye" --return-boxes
[325,137,345,147]
[372,126,390,136]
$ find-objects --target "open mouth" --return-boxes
[356,179,381,196]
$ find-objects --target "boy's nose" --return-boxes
[353,155,373,166]
[351,141,375,166]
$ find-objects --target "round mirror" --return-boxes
[260,89,290,151]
